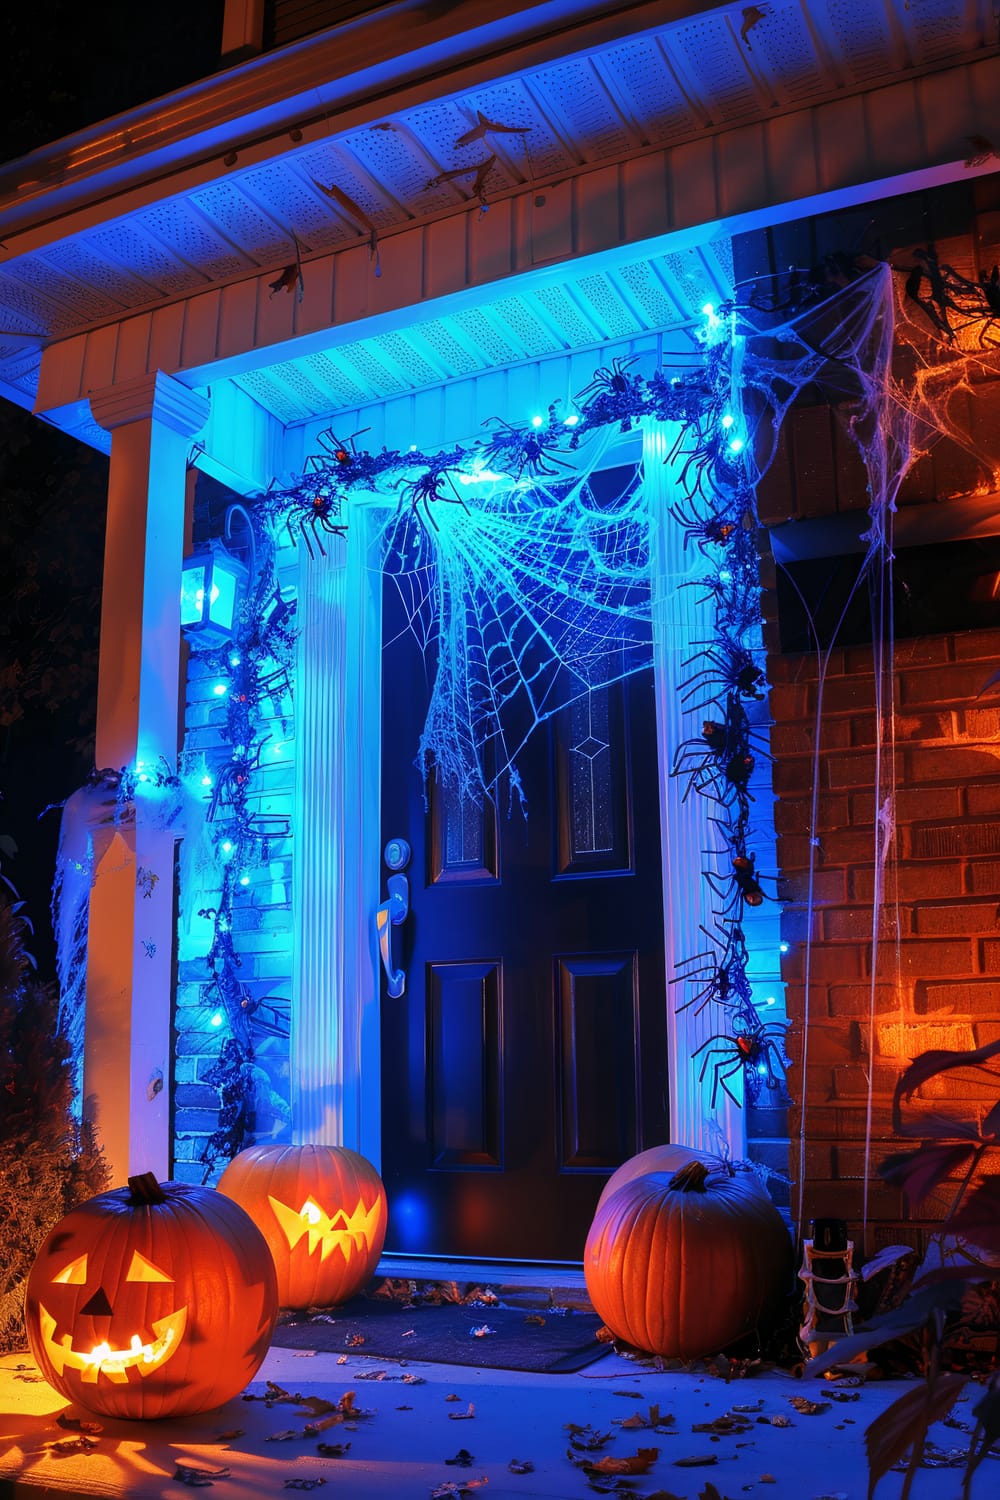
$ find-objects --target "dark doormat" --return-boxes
[270,1296,610,1373]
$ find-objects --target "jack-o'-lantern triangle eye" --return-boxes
[53,1253,88,1285]
[125,1249,173,1282]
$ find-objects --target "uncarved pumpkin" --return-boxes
[216,1144,387,1308]
[597,1144,773,1214]
[585,1160,792,1358]
[24,1172,278,1420]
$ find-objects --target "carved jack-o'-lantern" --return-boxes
[24,1173,279,1420]
[217,1144,387,1308]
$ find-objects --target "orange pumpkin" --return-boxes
[596,1143,772,1213]
[216,1144,387,1308]
[24,1172,278,1420]
[585,1160,791,1358]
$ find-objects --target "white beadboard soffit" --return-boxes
[0,0,995,417]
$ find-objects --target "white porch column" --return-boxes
[86,371,209,1185]
[291,514,382,1159]
[645,418,746,1160]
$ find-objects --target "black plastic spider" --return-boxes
[286,488,348,558]
[673,922,755,1020]
[680,638,766,711]
[480,406,572,478]
[702,841,771,921]
[672,692,766,816]
[692,1011,790,1109]
[573,356,647,427]
[395,460,469,531]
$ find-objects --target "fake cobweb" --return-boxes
[374,425,654,808]
[313,260,1000,810]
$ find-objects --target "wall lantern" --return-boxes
[180,538,248,646]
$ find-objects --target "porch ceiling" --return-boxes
[0,0,993,420]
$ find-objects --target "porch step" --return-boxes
[374,1254,594,1312]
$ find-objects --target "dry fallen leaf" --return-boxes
[587,1447,659,1475]
[789,1397,829,1415]
[448,1403,476,1420]
[508,1458,534,1473]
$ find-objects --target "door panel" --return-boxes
[379,572,667,1261]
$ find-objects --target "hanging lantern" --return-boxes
[217,1144,387,1309]
[24,1173,278,1420]
[180,537,248,646]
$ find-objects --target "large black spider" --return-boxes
[680,637,766,712]
[573,356,647,427]
[692,1010,790,1109]
[480,407,572,478]
[673,922,755,1020]
[395,458,469,531]
[286,488,348,558]
[672,692,766,817]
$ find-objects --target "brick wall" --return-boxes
[739,176,1000,1254]
[172,481,297,1184]
[763,631,1000,1252]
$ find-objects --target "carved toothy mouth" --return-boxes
[268,1194,382,1261]
[37,1303,188,1384]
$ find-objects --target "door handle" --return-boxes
[376,839,411,998]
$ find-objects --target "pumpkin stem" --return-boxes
[667,1160,712,1193]
[128,1172,167,1205]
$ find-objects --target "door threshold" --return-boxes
[374,1253,593,1310]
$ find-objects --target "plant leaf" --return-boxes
[894,1039,1000,1114]
[965,1375,1000,1490]
[864,1373,967,1500]
[949,1178,1000,1255]
[879,1143,980,1206]
[859,1244,916,1281]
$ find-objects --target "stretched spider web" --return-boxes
[374,426,654,807]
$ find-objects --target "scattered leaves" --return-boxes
[508,1457,534,1473]
[789,1397,829,1415]
[49,1434,100,1454]
[173,1462,231,1487]
[469,1324,495,1338]
[265,1428,301,1442]
[566,1423,614,1451]
[316,1441,351,1457]
[55,1413,102,1433]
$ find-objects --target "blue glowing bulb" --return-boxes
[563,414,579,426]
[721,414,735,429]
[728,437,744,453]
[213,683,227,696]
[531,414,544,428]
[239,874,251,887]
[779,941,790,954]
[221,840,233,854]
[201,774,212,787]
[229,652,241,667]
[765,996,776,1007]
[701,302,714,317]
[719,569,732,583]
[210,1011,224,1027]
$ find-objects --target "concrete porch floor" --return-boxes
[0,1265,991,1500]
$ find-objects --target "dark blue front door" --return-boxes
[378,576,667,1262]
